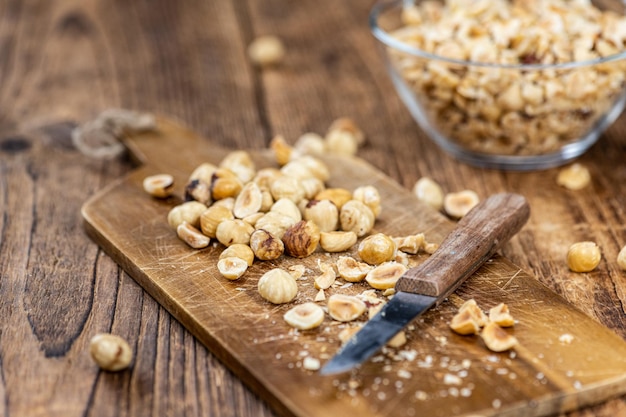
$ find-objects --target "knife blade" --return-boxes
[320,193,530,375]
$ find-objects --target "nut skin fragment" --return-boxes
[489,303,515,327]
[215,219,254,247]
[219,244,255,266]
[327,294,367,322]
[250,229,284,261]
[444,190,480,219]
[217,257,248,280]
[319,231,357,253]
[143,174,174,198]
[358,233,397,265]
[365,262,408,290]
[557,163,591,190]
[413,177,444,211]
[283,302,325,330]
[200,205,235,238]
[167,201,207,229]
[336,256,373,283]
[567,241,601,272]
[258,268,298,304]
[340,200,375,237]
[89,333,133,371]
[481,322,518,352]
[282,220,320,258]
[176,222,211,249]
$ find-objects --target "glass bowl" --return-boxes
[370,0,626,170]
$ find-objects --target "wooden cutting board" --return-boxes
[82,116,626,417]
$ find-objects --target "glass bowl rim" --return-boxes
[369,0,626,70]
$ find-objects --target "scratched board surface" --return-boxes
[82,117,626,417]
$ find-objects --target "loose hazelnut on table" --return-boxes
[413,177,444,211]
[217,257,248,280]
[443,190,480,219]
[247,35,285,67]
[567,241,601,272]
[176,222,211,249]
[557,163,591,190]
[358,233,397,265]
[143,173,174,198]
[89,333,133,371]
[258,268,298,304]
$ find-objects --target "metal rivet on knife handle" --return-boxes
[395,193,530,298]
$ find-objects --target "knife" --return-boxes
[320,192,530,375]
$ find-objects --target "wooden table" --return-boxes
[1,1,625,416]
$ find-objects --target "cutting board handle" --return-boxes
[395,193,530,298]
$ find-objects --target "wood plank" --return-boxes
[82,117,626,417]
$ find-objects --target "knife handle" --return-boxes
[395,193,530,299]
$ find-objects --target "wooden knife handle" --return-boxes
[395,193,530,298]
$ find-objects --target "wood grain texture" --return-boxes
[82,117,626,417]
[0,0,625,416]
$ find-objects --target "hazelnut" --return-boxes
[358,233,397,265]
[258,268,298,304]
[283,302,325,330]
[89,333,133,371]
[282,220,321,258]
